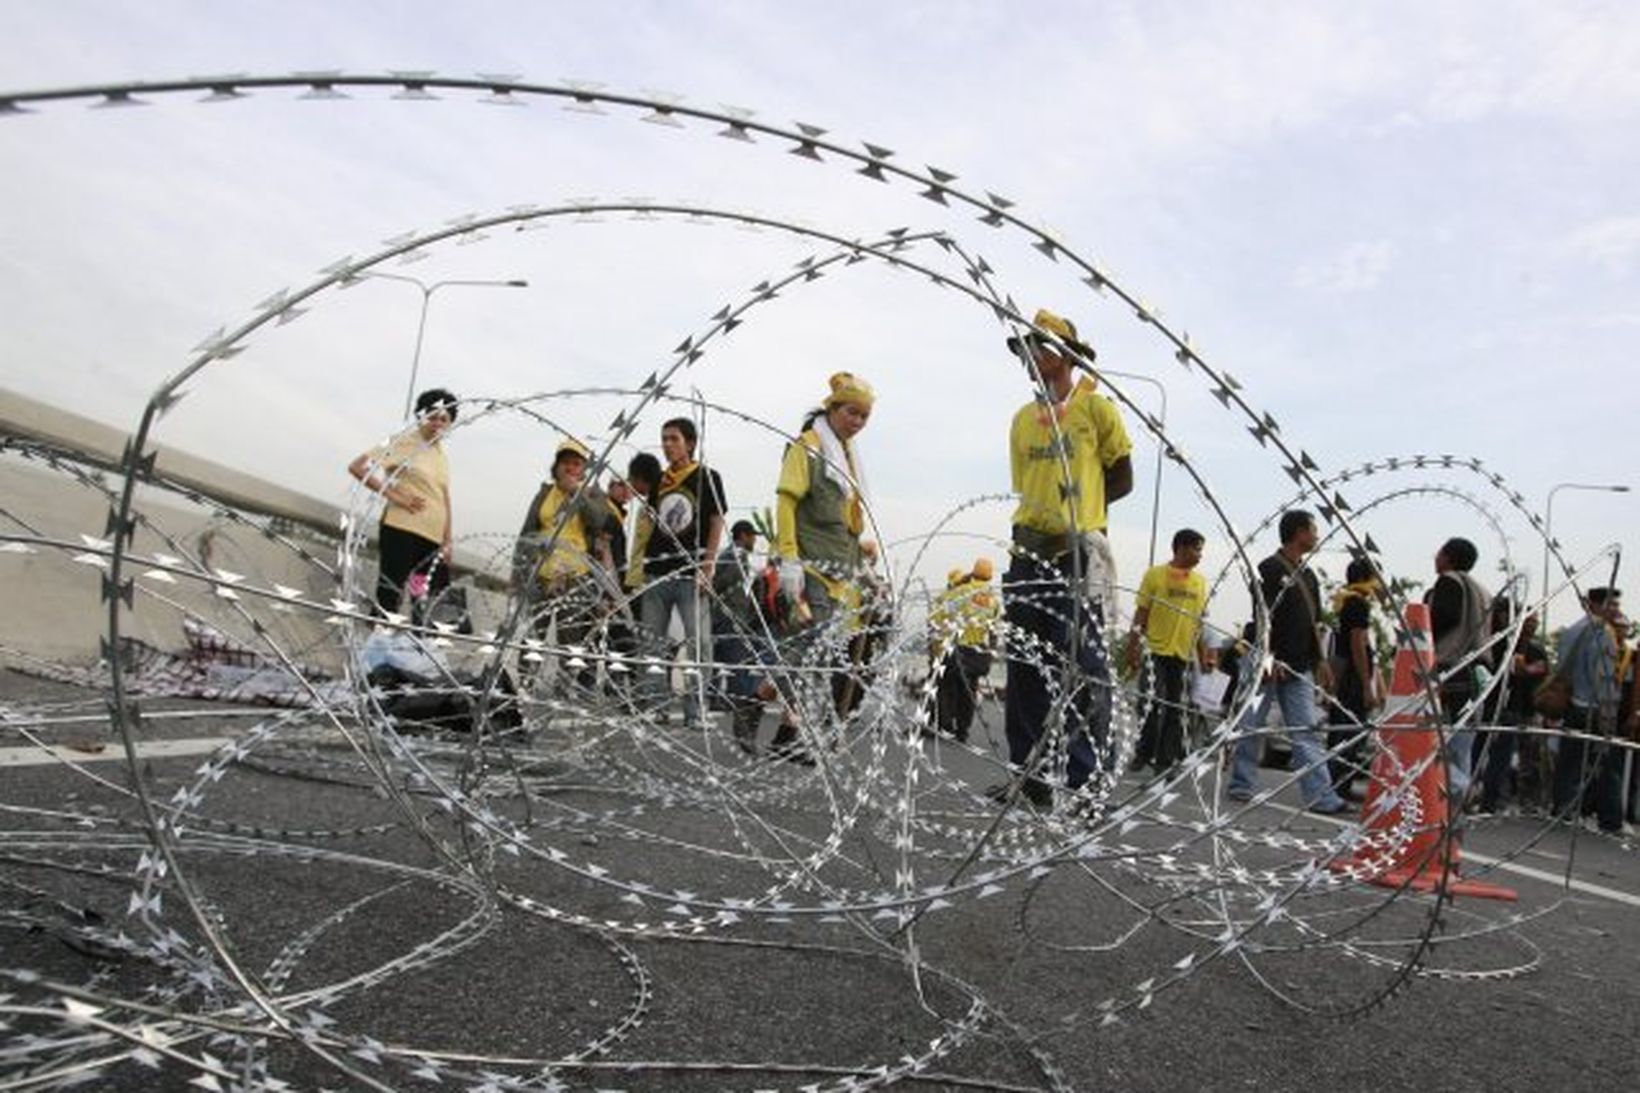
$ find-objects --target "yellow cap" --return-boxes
[971,557,994,582]
[823,371,875,410]
[947,567,965,587]
[1006,307,1096,362]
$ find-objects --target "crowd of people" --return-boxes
[349,370,889,764]
[346,309,1638,832]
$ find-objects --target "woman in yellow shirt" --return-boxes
[768,372,875,761]
[516,438,614,692]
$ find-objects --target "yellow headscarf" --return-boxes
[1330,575,1381,613]
[823,371,875,410]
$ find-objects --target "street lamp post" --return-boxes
[364,272,529,418]
[1542,481,1630,630]
[1098,368,1168,568]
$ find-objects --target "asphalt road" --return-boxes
[3,667,1637,1092]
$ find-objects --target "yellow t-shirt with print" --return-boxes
[1009,377,1131,535]
[930,579,1000,653]
[1136,563,1208,660]
[534,487,591,581]
[953,581,1000,648]
[373,431,449,544]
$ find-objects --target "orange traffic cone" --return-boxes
[1330,601,1516,901]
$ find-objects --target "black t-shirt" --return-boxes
[1256,552,1322,672]
[1506,640,1548,718]
[1335,594,1372,713]
[644,463,726,577]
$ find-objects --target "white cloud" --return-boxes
[1294,241,1397,293]
[1565,216,1640,274]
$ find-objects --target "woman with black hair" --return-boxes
[348,387,457,616]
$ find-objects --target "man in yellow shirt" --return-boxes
[990,309,1133,809]
[1126,529,1212,776]
[932,557,1000,743]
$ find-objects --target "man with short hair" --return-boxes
[1127,528,1211,776]
[1423,536,1493,798]
[1226,510,1347,813]
[1326,555,1383,800]
[1552,587,1625,832]
[990,308,1133,809]
[639,418,726,729]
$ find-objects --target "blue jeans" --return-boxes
[1228,669,1343,809]
[1002,553,1110,791]
[639,572,707,726]
[1439,682,1476,798]
[1552,704,1625,831]
[713,621,773,704]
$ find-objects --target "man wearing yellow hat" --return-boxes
[931,558,1000,742]
[992,308,1133,809]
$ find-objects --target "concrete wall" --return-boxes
[1,389,508,666]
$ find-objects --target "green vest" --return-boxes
[793,445,860,571]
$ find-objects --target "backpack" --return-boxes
[749,560,791,634]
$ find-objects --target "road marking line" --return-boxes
[1459,849,1640,909]
[1252,798,1640,909]
[0,738,234,768]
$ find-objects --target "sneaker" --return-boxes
[767,723,815,767]
[773,744,816,767]
[1225,789,1254,803]
[985,779,1052,809]
[730,706,761,757]
[1308,798,1350,816]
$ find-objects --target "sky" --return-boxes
[3,0,1639,629]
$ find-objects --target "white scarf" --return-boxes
[812,414,868,506]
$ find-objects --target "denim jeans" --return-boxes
[1552,704,1625,832]
[713,622,773,704]
[1134,654,1189,772]
[639,572,708,726]
[1228,669,1343,809]
[1002,552,1110,791]
[1439,682,1476,799]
